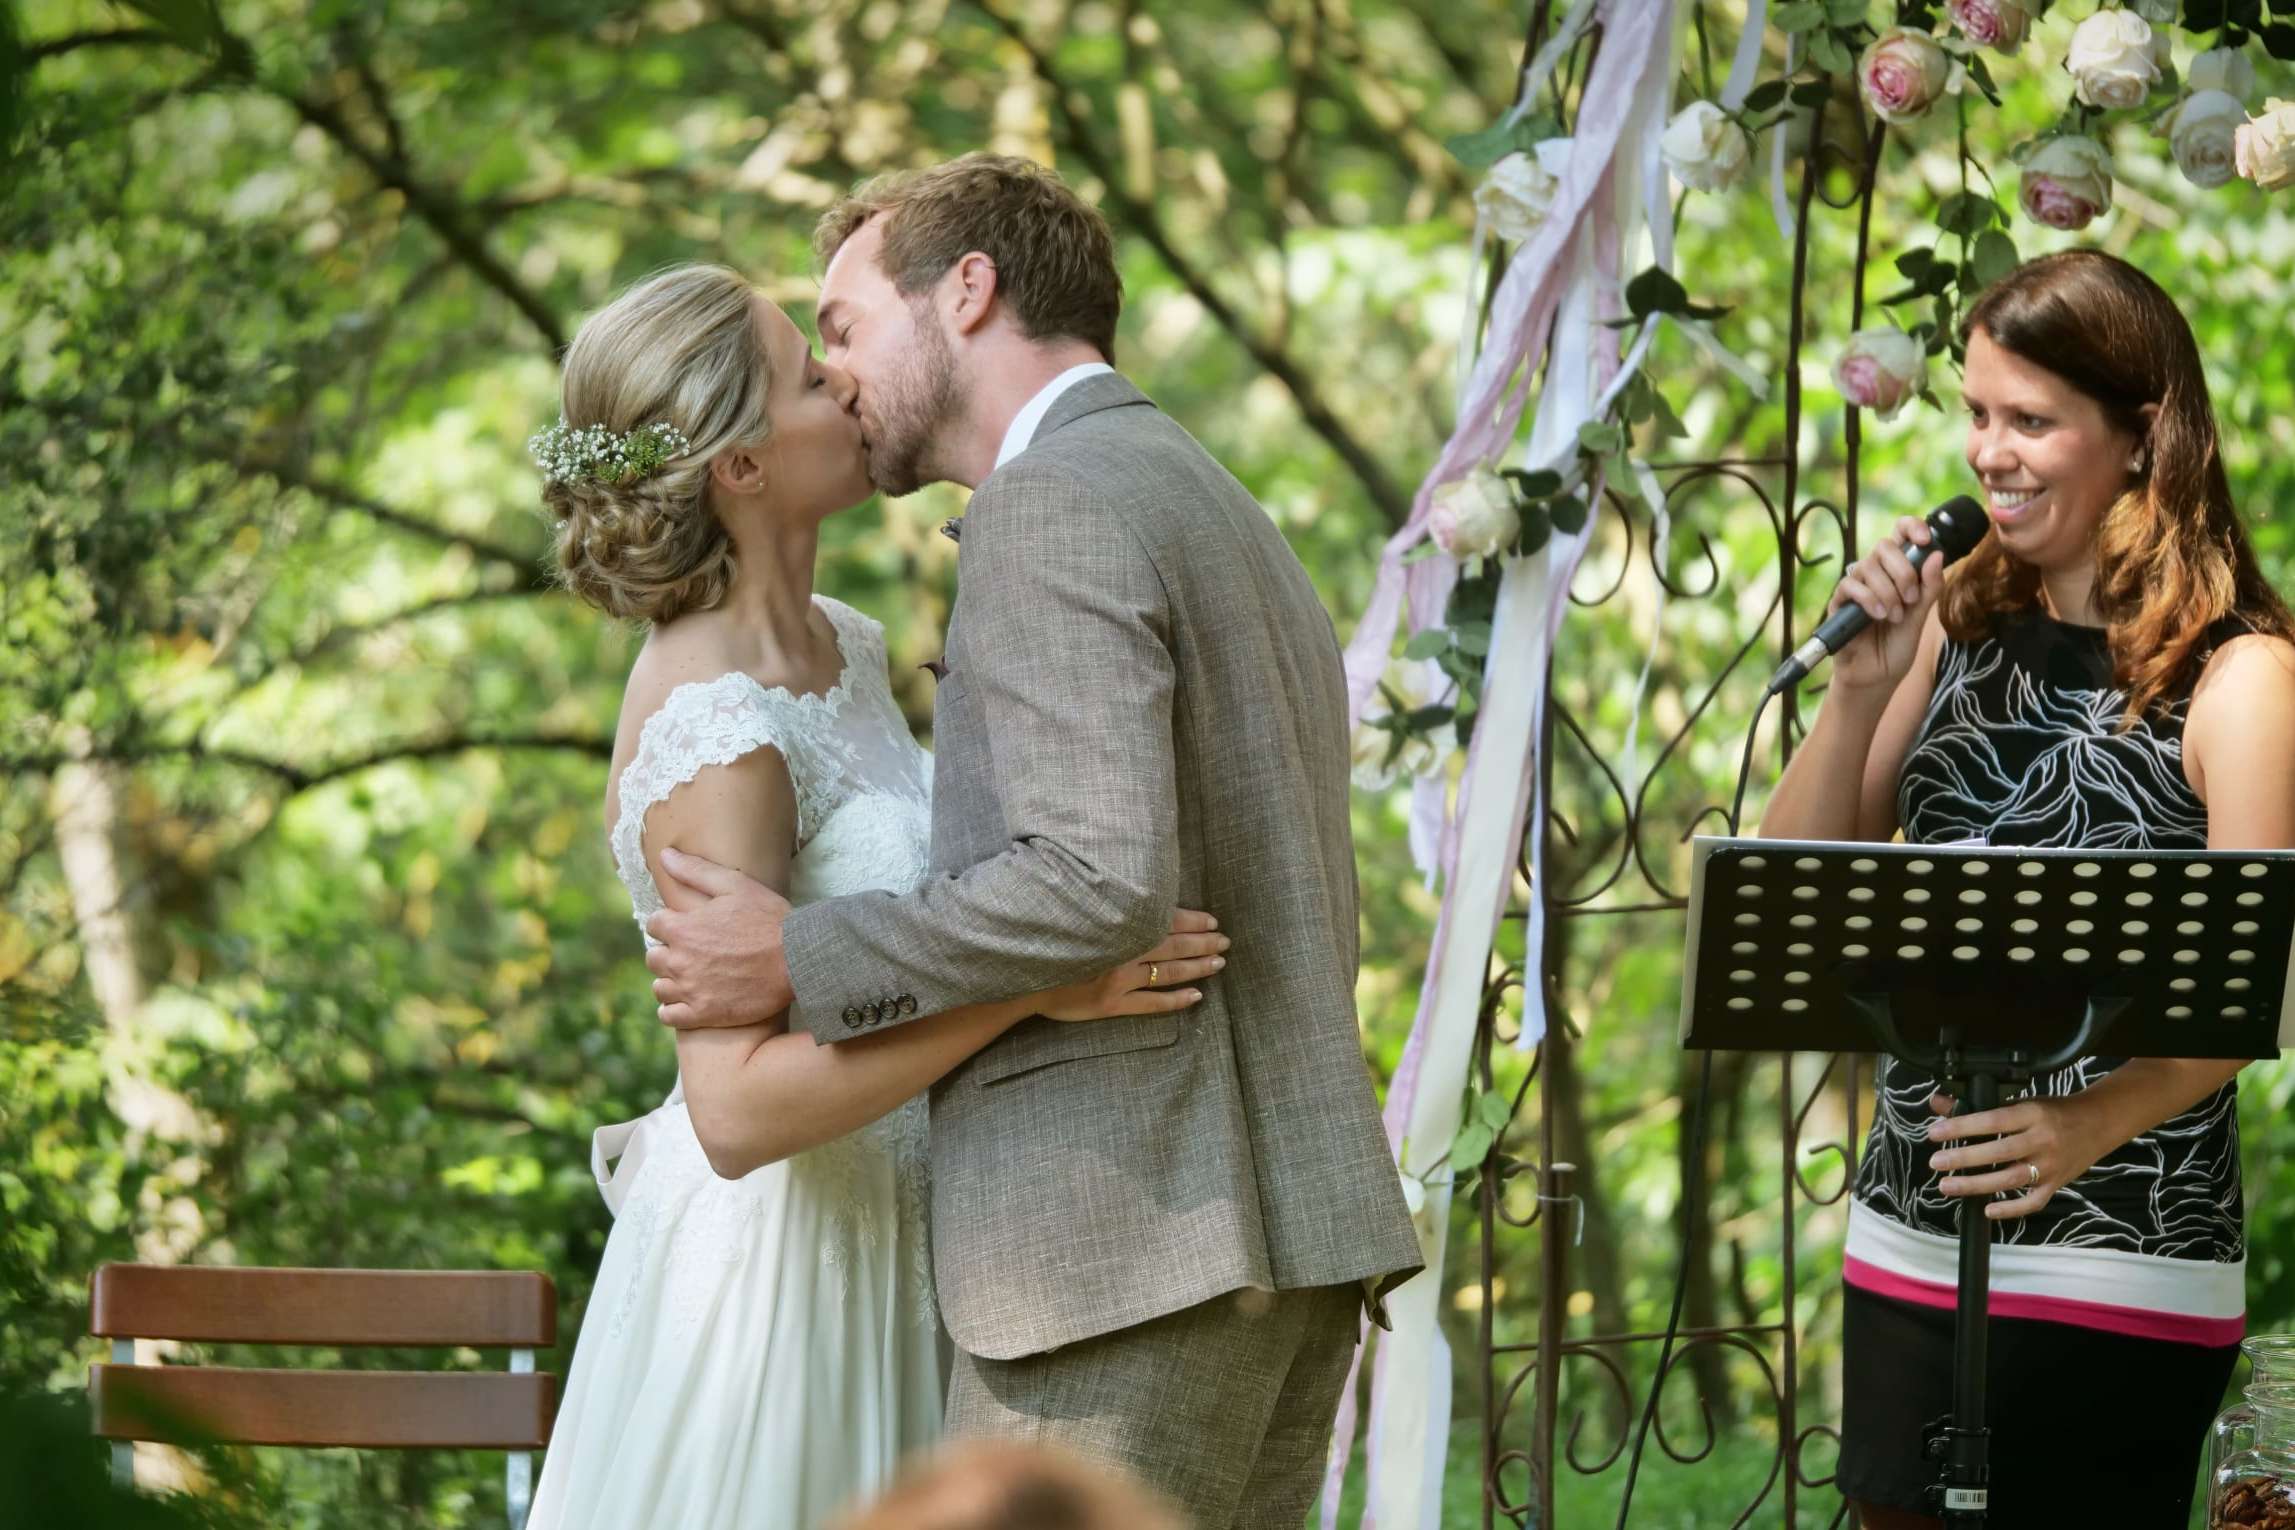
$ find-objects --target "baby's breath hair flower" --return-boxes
[528,419,693,487]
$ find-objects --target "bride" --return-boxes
[521,264,1227,1529]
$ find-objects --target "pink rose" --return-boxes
[1945,0,2034,51]
[2018,136,2115,231]
[1832,329,1926,421]
[1859,28,1951,125]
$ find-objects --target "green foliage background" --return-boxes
[4,1,2294,1525]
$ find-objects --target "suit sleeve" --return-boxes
[780,460,1179,1043]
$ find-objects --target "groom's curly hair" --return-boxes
[814,153,1122,361]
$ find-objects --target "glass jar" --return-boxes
[2208,1336,2295,1529]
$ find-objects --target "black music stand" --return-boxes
[1681,837,2295,1527]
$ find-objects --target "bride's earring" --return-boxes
[2129,448,2149,476]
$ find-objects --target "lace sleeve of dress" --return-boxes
[608,674,796,920]
[817,594,885,672]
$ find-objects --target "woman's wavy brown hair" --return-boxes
[1946,249,2290,723]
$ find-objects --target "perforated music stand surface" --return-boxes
[1681,837,2295,1061]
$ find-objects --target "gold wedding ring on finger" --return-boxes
[2026,1161,2040,1187]
[1148,962,1160,987]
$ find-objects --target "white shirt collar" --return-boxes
[993,362,1115,471]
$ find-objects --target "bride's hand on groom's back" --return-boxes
[1037,910,1229,1023]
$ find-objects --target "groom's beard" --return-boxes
[863,312,959,498]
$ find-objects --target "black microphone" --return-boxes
[1765,494,1991,694]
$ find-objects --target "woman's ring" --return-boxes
[1148,963,1160,987]
[2026,1161,2040,1187]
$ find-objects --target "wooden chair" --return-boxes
[89,1264,557,1528]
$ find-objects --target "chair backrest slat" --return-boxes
[90,1265,555,1348]
[89,1364,555,1451]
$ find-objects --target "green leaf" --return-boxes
[118,0,224,50]
[1772,1,1828,33]
[1477,1089,1514,1133]
[1576,420,1625,455]
[1511,112,1564,151]
[1549,494,1589,535]
[1451,621,1492,656]
[1937,192,1998,237]
[1965,53,2004,107]
[1826,0,1869,23]
[1647,386,1690,440]
[1625,265,1691,320]
[1500,467,1563,499]
[1894,248,1936,278]
[1789,80,1834,108]
[1401,627,1451,660]
[1445,122,1519,169]
[1743,80,1790,114]
[1969,228,2018,290]
[1808,29,1853,75]
[1519,503,1554,555]
[1404,703,1455,731]
[2264,23,2295,60]
[1448,1120,1496,1173]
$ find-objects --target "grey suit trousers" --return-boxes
[944,1283,1360,1530]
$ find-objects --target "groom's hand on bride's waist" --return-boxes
[645,848,793,1029]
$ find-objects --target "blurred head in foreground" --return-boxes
[831,1440,1191,1530]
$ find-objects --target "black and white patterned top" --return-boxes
[1851,609,2245,1267]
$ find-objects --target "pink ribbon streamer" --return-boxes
[1322,3,1680,1523]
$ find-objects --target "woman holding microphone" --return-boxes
[1759,251,2295,1528]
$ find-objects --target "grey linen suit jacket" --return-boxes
[782,373,1422,1361]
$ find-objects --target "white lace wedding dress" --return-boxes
[527,595,942,1530]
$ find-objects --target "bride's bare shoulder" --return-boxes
[614,615,739,730]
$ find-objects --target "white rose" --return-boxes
[1474,138,1572,243]
[1832,328,1927,422]
[2188,47,2257,101]
[2065,11,2162,111]
[1661,101,1753,192]
[2236,99,2295,193]
[2169,91,2247,190]
[1350,724,1447,790]
[1428,468,1522,561]
[1858,28,1952,124]
[1351,667,1453,789]
[2019,135,2116,230]
[1944,0,2035,52]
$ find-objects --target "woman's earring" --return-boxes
[2129,448,2149,475]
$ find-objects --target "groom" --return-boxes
[644,153,1420,1527]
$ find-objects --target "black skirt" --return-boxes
[1835,1283,2239,1526]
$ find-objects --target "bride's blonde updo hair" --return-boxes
[540,264,773,625]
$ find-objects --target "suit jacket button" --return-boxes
[842,1005,864,1029]
[864,1000,885,1026]
[897,994,918,1016]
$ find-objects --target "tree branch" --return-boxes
[973,0,1412,529]
[25,27,171,62]
[0,733,611,792]
[245,457,544,576]
[280,86,565,352]
[281,585,555,670]
[26,18,565,353]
